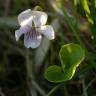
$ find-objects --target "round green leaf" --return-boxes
[59,43,85,70]
[44,65,65,83]
[44,43,85,83]
[44,65,77,83]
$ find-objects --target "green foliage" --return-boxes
[0,0,96,95]
[81,0,94,24]
[44,43,85,83]
[73,0,78,6]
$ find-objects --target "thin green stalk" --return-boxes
[46,84,62,96]
[81,79,88,96]
[62,7,85,48]
[26,50,46,96]
[32,79,46,96]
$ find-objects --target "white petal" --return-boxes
[32,11,47,27]
[37,25,55,40]
[18,9,33,27]
[15,26,29,41]
[24,32,42,48]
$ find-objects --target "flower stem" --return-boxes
[46,84,62,96]
[32,79,46,96]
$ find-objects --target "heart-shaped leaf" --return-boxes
[44,65,65,83]
[60,43,85,71]
[44,43,85,83]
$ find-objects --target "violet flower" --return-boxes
[15,9,55,48]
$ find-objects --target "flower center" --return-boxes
[25,26,40,40]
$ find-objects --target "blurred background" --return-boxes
[0,0,96,96]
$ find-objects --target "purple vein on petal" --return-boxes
[25,25,41,41]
